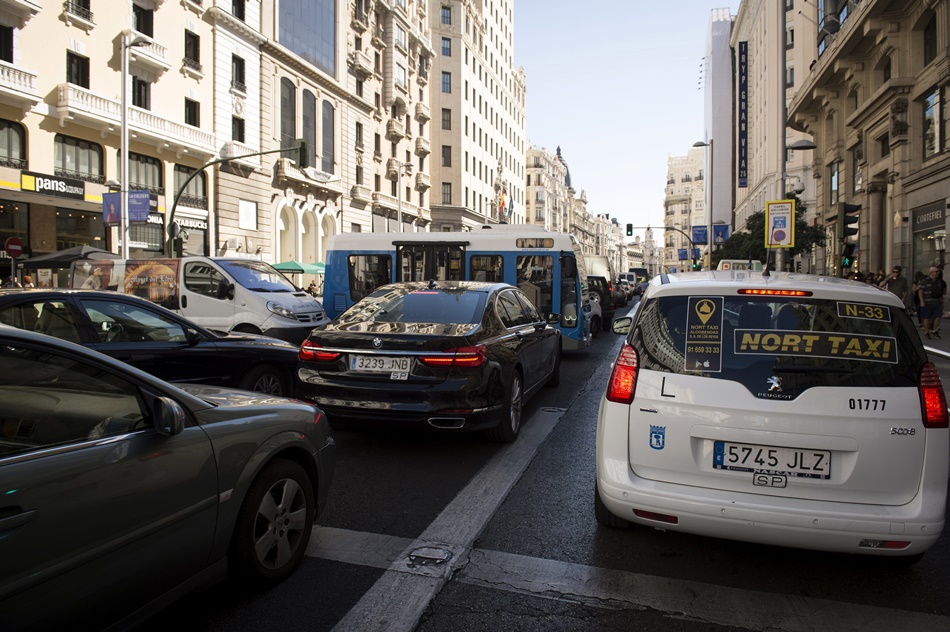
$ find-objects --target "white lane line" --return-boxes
[326,406,569,632]
[309,528,950,632]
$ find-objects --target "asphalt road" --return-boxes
[137,298,950,632]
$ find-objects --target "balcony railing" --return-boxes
[129,181,164,196]
[56,83,216,158]
[414,136,430,156]
[351,184,372,203]
[352,7,368,32]
[128,31,171,72]
[176,193,208,209]
[414,172,430,191]
[0,61,39,107]
[414,101,430,121]
[230,78,246,94]
[0,155,26,169]
[63,1,93,21]
[54,168,103,184]
[386,118,405,139]
[349,50,373,78]
[182,56,203,76]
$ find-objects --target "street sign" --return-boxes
[4,236,23,258]
[765,200,795,249]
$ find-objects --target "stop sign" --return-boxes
[3,237,23,258]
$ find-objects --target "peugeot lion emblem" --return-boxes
[767,376,782,392]
[373,337,383,349]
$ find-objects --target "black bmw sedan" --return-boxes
[0,288,300,396]
[296,280,561,442]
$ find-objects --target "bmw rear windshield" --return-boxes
[632,295,926,396]
[337,287,487,325]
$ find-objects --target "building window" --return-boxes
[441,182,452,205]
[441,108,451,130]
[879,133,890,158]
[132,76,150,110]
[356,164,363,185]
[55,134,103,183]
[184,99,200,127]
[0,120,26,169]
[231,54,246,92]
[923,15,937,66]
[0,25,12,64]
[280,77,296,150]
[441,145,451,167]
[395,64,407,90]
[923,87,944,159]
[127,152,163,194]
[232,116,245,143]
[786,28,794,50]
[174,165,207,209]
[441,71,451,94]
[184,31,200,68]
[441,5,450,25]
[322,101,335,174]
[356,79,363,97]
[882,58,891,83]
[786,66,794,88]
[302,89,316,166]
[133,3,154,37]
[66,52,89,88]
[278,0,336,76]
[394,25,407,51]
[829,161,839,206]
[442,37,451,57]
[355,122,364,148]
[232,0,245,21]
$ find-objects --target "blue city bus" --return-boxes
[322,225,591,351]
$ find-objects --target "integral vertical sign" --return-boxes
[738,41,748,188]
[765,199,795,249]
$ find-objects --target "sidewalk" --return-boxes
[917,314,950,360]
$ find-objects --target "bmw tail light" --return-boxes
[918,362,948,428]
[299,340,342,362]
[606,343,638,404]
[420,345,488,368]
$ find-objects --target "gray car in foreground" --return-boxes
[0,326,336,631]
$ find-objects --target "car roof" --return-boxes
[650,271,904,307]
[0,287,176,307]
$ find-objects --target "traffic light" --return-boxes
[836,202,861,242]
[295,138,310,169]
[626,223,633,237]
[841,243,856,269]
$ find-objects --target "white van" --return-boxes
[70,256,329,344]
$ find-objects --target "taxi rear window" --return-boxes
[631,295,925,396]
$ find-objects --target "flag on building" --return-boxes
[506,199,515,221]
[498,191,507,219]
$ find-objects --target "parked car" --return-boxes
[296,280,561,442]
[596,272,947,562]
[587,276,616,328]
[0,326,336,630]
[618,279,636,301]
[585,292,603,337]
[0,288,300,396]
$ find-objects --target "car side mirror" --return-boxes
[185,328,202,346]
[611,316,633,335]
[216,280,235,300]
[153,396,185,436]
[546,312,561,325]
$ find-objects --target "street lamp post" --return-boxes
[693,139,713,270]
[395,161,413,232]
[120,31,150,259]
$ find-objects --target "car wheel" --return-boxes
[230,459,315,583]
[240,364,287,396]
[487,370,523,443]
[590,315,601,337]
[594,483,631,529]
[232,324,263,335]
[546,346,561,388]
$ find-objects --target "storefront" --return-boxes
[912,200,946,276]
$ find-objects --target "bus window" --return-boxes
[516,255,553,314]
[471,255,504,282]
[397,245,465,281]
[348,255,391,302]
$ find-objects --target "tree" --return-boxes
[712,195,825,269]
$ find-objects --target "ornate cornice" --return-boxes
[207,7,266,45]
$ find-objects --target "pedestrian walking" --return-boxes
[918,266,946,339]
[879,265,908,304]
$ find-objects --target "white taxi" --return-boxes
[596,271,948,562]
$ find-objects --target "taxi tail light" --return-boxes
[606,343,638,404]
[420,345,487,368]
[299,340,342,362]
[918,362,948,428]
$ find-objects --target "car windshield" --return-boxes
[632,294,926,397]
[338,287,487,325]
[218,260,298,292]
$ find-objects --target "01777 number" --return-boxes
[849,398,885,411]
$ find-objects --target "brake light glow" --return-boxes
[606,343,638,404]
[918,362,948,428]
[738,289,813,297]
[419,345,488,368]
[299,340,342,362]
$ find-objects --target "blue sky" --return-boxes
[514,1,740,243]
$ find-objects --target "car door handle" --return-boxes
[0,508,37,535]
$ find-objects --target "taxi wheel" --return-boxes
[594,483,631,529]
[487,370,522,443]
[230,459,315,583]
